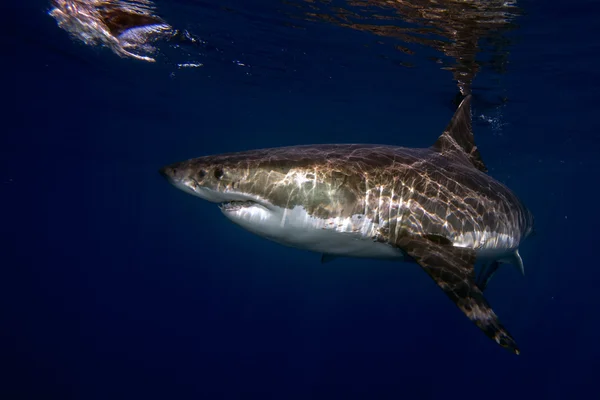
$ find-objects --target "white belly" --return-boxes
[221,203,405,260]
[221,203,519,264]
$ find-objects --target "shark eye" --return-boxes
[214,167,224,180]
[198,169,206,179]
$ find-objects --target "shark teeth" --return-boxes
[219,200,258,212]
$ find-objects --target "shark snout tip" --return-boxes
[159,166,173,181]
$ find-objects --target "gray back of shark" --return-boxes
[160,95,534,355]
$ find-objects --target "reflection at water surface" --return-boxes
[48,0,174,62]
[289,0,521,95]
[48,0,521,98]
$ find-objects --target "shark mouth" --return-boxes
[219,200,261,212]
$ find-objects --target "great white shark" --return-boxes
[160,95,534,354]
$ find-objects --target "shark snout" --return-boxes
[159,164,202,198]
[159,165,191,191]
[159,166,175,182]
[159,164,188,184]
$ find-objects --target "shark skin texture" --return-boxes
[160,95,534,355]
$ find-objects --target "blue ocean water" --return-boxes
[2,0,599,399]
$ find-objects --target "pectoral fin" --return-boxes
[394,236,519,355]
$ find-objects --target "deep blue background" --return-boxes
[2,0,599,399]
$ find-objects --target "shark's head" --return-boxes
[160,155,274,210]
[159,147,364,241]
[160,155,284,239]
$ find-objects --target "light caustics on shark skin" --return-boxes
[160,96,534,355]
[48,0,174,62]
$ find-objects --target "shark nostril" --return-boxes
[214,167,224,180]
[198,169,206,179]
[159,167,172,179]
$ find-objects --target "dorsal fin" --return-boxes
[431,95,487,172]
